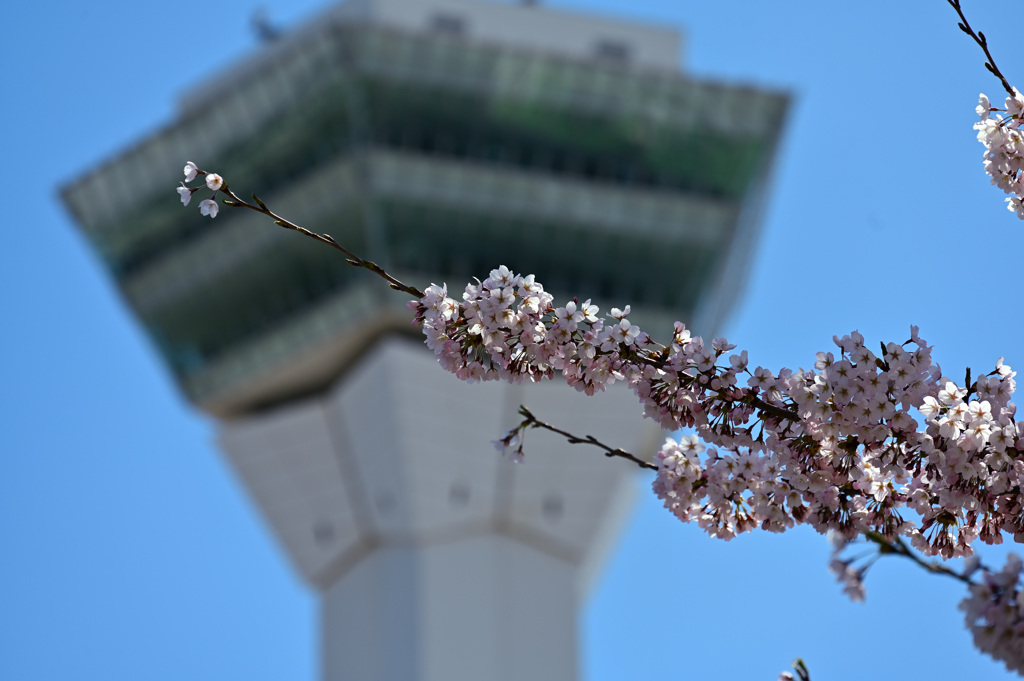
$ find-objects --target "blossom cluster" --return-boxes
[961,554,1024,674]
[827,532,867,602]
[409,264,1024,672]
[177,161,223,218]
[410,265,1024,562]
[411,265,644,391]
[975,91,1024,219]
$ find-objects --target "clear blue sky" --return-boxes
[3,1,1023,679]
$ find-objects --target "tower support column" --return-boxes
[322,535,577,681]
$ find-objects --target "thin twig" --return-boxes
[517,405,658,471]
[219,185,424,299]
[863,530,974,585]
[947,0,1016,97]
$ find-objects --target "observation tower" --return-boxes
[61,1,788,679]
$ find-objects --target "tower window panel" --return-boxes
[593,40,632,66]
[430,13,466,38]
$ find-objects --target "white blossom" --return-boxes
[176,183,192,206]
[199,198,219,218]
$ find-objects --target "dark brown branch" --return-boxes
[947,0,1016,97]
[517,405,658,471]
[219,185,424,299]
[746,394,799,422]
[863,530,973,585]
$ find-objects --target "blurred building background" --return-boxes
[61,0,787,679]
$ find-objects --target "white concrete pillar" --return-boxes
[321,536,578,681]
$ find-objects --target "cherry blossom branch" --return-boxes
[947,0,1016,97]
[223,187,424,297]
[180,161,1024,562]
[178,169,1024,674]
[510,405,658,471]
[863,531,973,585]
[508,406,1005,603]
[511,404,1004,604]
[507,399,1003,637]
[178,163,424,298]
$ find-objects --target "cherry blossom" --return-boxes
[974,93,1024,218]
[176,162,228,219]
[198,198,219,218]
[492,428,525,464]
[176,183,193,206]
[960,554,1024,674]
[204,173,224,191]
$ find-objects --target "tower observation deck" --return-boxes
[62,1,788,679]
